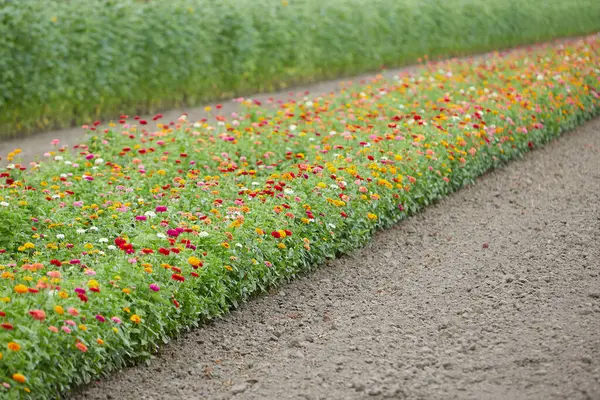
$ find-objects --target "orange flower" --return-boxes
[14,284,28,294]
[12,373,26,383]
[7,342,20,351]
[75,342,88,352]
[130,314,141,324]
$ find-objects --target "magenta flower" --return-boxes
[95,315,106,323]
[149,283,160,292]
[155,206,168,212]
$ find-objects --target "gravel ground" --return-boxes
[70,115,600,400]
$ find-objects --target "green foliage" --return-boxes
[0,0,599,137]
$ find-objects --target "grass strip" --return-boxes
[1,0,600,137]
[0,35,599,398]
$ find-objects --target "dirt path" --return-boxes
[70,113,600,399]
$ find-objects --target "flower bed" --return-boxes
[1,0,600,137]
[0,36,599,398]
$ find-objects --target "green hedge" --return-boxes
[1,0,599,137]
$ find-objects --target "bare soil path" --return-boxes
[71,116,600,399]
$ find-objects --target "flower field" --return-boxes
[0,36,599,398]
[2,0,600,137]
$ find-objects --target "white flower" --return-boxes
[6,164,15,170]
[289,125,297,131]
[98,251,106,256]
[95,158,104,165]
[180,114,188,120]
[251,182,260,186]
[89,226,99,231]
[193,122,202,128]
[284,188,294,195]
[98,238,109,243]
[52,194,60,199]
[76,229,86,234]
[157,233,166,239]
[305,101,313,108]
[329,184,339,190]
[107,245,117,250]
[64,161,72,165]
[0,201,9,207]
[144,211,156,218]
[198,231,209,238]
[56,234,65,239]
[235,243,243,248]
[54,156,63,161]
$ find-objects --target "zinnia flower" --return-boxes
[28,309,46,321]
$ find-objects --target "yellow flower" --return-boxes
[87,280,99,288]
[224,265,233,271]
[23,242,35,249]
[188,256,202,267]
[54,305,64,315]
[12,373,26,383]
[130,314,141,324]
[255,228,264,235]
[367,213,378,220]
[58,291,68,299]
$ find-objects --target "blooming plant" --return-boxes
[0,36,598,398]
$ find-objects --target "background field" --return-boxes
[1,0,599,137]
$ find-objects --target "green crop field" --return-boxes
[1,0,599,137]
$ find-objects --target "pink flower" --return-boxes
[48,326,59,333]
[95,315,106,323]
[155,206,168,213]
[111,317,121,324]
[62,326,71,334]
[64,320,76,326]
[135,215,147,221]
[67,308,79,317]
[149,283,160,292]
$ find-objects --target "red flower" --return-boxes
[271,231,281,239]
[89,287,100,293]
[171,274,185,282]
[78,293,88,302]
[172,298,180,308]
[50,259,62,267]
[1,323,14,330]
[29,310,46,321]
[340,212,348,218]
[284,230,292,237]
[159,248,170,256]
